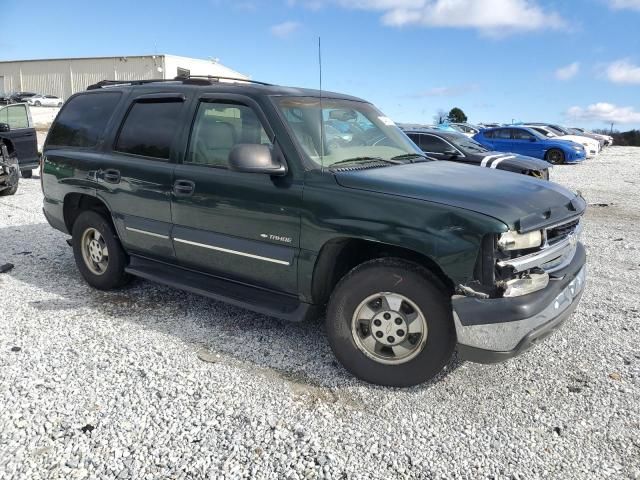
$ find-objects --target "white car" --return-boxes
[26,95,63,107]
[570,127,613,147]
[450,123,480,137]
[524,125,600,158]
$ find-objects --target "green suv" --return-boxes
[41,78,587,387]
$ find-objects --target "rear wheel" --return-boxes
[72,210,130,290]
[545,149,565,165]
[326,258,455,387]
[21,169,32,178]
[34,101,41,107]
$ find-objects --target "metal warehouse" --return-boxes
[0,54,248,100]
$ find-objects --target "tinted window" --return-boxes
[495,129,512,139]
[186,102,271,168]
[47,92,121,148]
[512,129,535,140]
[420,135,451,153]
[115,100,184,160]
[0,104,29,129]
[483,130,494,138]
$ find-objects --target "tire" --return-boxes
[326,258,455,387]
[21,169,32,178]
[545,149,565,165]
[0,184,18,196]
[34,101,41,107]
[71,210,130,290]
[57,102,63,107]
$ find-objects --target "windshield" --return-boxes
[446,134,489,153]
[274,96,422,168]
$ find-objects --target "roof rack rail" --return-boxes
[86,76,272,91]
[86,79,178,90]
[175,75,272,86]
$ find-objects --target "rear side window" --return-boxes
[496,129,512,139]
[115,100,184,160]
[483,130,494,138]
[47,92,121,148]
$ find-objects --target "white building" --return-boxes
[0,54,248,100]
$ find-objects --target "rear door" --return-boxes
[170,94,302,294]
[0,103,39,168]
[97,92,190,261]
[488,128,514,152]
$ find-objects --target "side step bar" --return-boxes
[126,255,316,322]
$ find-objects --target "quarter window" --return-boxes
[115,100,184,160]
[47,92,121,148]
[186,102,271,168]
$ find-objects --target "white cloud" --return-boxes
[566,103,640,124]
[609,0,640,10]
[605,59,640,84]
[270,21,302,38]
[292,0,565,35]
[555,62,580,80]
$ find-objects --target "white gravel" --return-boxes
[1,148,639,479]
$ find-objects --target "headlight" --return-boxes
[498,230,542,251]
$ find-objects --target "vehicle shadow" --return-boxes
[0,222,464,393]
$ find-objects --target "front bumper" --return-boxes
[454,242,586,363]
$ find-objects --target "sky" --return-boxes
[1,0,640,130]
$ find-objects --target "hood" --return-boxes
[480,152,551,171]
[334,161,585,232]
[558,135,598,148]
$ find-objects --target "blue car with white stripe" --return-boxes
[473,126,587,165]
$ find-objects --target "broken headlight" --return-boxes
[497,230,542,251]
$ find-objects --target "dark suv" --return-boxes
[41,78,587,387]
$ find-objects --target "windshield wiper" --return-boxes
[390,153,433,162]
[330,156,403,167]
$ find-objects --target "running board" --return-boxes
[126,255,316,322]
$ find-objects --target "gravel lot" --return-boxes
[1,148,639,479]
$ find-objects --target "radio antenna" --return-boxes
[318,36,325,169]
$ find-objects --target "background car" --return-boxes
[524,124,600,158]
[473,126,586,165]
[405,128,551,179]
[0,103,40,177]
[449,123,480,137]
[9,92,38,103]
[527,123,606,149]
[570,127,613,146]
[26,94,63,107]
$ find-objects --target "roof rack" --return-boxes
[87,75,271,91]
[175,75,272,86]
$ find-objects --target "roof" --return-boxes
[84,78,367,102]
[0,54,212,64]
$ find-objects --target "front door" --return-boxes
[171,96,302,294]
[511,128,541,157]
[0,103,39,168]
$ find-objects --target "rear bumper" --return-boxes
[453,243,586,363]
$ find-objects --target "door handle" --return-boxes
[101,168,121,184]
[173,179,195,197]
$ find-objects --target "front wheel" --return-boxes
[34,101,41,107]
[0,185,18,196]
[545,149,565,165]
[326,258,455,387]
[72,210,130,290]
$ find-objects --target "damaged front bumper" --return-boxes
[0,147,20,190]
[454,242,586,363]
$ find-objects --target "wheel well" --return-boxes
[0,138,15,156]
[63,193,111,233]
[311,238,455,305]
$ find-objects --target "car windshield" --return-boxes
[446,134,489,153]
[274,96,422,168]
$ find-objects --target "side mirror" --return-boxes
[0,123,10,133]
[443,148,459,158]
[228,144,287,176]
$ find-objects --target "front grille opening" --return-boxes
[547,219,579,245]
